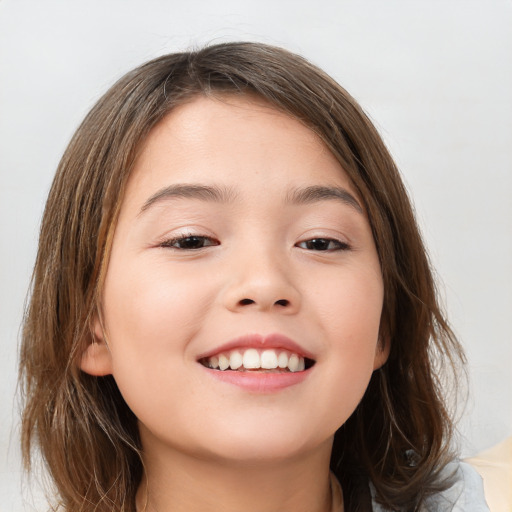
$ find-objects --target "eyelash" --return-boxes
[160,234,350,252]
[160,234,219,250]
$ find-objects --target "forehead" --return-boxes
[123,94,358,210]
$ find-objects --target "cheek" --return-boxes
[103,259,211,342]
[310,266,384,422]
[99,260,212,424]
[314,263,384,345]
[100,259,219,396]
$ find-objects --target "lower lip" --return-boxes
[201,366,311,393]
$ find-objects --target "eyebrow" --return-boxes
[139,184,238,214]
[286,185,363,214]
[139,183,363,215]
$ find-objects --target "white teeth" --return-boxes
[229,350,243,370]
[218,354,230,371]
[277,351,289,368]
[288,354,300,372]
[260,350,278,369]
[205,348,308,372]
[242,348,260,369]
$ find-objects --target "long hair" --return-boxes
[19,42,465,511]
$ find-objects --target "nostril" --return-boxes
[238,298,290,307]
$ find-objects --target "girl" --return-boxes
[19,42,489,511]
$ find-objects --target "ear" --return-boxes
[373,335,391,371]
[80,315,114,376]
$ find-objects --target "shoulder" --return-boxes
[371,461,490,512]
[420,461,490,512]
[465,436,512,512]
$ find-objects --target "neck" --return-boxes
[136,436,340,512]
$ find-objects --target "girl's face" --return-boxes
[84,95,387,464]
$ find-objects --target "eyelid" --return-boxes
[295,226,353,247]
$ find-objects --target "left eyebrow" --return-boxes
[286,185,363,214]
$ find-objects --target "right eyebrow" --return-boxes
[138,183,238,215]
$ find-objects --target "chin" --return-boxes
[193,418,330,465]
[205,440,315,465]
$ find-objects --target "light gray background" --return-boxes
[1,1,511,510]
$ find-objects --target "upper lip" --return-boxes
[196,333,316,361]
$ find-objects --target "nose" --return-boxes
[222,247,301,314]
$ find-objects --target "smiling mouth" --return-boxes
[198,348,316,373]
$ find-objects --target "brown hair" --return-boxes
[19,42,465,511]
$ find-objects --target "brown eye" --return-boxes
[162,235,219,250]
[297,238,349,251]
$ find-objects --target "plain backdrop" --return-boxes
[1,0,511,510]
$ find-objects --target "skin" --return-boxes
[81,95,389,512]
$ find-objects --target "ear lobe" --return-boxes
[373,336,391,371]
[80,316,113,376]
